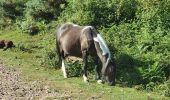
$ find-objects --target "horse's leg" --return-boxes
[82,50,88,82]
[61,51,67,78]
[93,57,102,84]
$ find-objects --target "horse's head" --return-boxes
[92,32,116,85]
[102,57,116,86]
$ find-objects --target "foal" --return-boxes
[56,23,116,85]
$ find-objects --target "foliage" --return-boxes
[151,79,170,97]
[19,19,46,35]
[0,0,25,28]
[58,0,137,27]
[42,48,58,68]
[66,60,83,77]
[25,0,60,21]
[0,0,66,32]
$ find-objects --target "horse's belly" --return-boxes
[62,42,82,57]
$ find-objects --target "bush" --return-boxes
[0,0,25,28]
[100,18,169,88]
[25,0,65,21]
[58,0,137,27]
[20,19,39,35]
[66,60,83,77]
[19,18,47,35]
[16,0,66,34]
[153,80,170,97]
[42,48,59,68]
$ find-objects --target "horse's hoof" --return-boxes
[97,80,103,84]
[83,75,89,83]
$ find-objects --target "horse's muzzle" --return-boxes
[102,75,115,86]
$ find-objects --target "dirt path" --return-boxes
[0,64,71,100]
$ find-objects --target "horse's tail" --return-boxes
[56,29,62,67]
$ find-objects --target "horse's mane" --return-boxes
[93,34,111,58]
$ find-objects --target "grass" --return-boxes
[0,29,169,100]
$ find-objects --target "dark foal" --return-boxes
[56,23,116,85]
[0,40,14,50]
[0,40,5,48]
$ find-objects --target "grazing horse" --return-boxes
[56,23,116,85]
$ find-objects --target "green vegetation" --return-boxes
[0,0,170,98]
[0,30,169,99]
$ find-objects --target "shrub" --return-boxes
[153,80,170,97]
[42,48,59,68]
[16,0,66,34]
[19,18,46,35]
[25,0,65,21]
[66,60,83,77]
[100,19,169,87]
[20,19,39,35]
[58,0,137,27]
[0,0,25,28]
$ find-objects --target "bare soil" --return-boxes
[0,64,72,100]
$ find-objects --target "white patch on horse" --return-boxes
[62,60,67,78]
[83,74,88,82]
[97,80,103,84]
[93,34,111,58]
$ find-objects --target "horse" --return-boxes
[56,23,116,85]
